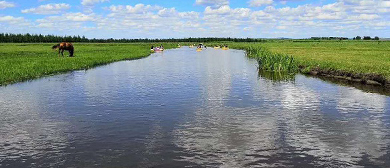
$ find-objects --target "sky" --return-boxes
[0,0,389,39]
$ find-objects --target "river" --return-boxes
[1,47,390,167]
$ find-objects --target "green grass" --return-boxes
[0,43,176,85]
[211,41,390,84]
[1,41,390,86]
[236,45,297,73]
[261,41,390,79]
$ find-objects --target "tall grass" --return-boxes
[245,46,297,72]
[211,43,298,73]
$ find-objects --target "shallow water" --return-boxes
[1,47,390,167]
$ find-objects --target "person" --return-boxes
[160,44,164,49]
[151,45,154,50]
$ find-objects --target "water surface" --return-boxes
[1,47,390,167]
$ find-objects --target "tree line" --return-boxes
[353,36,380,40]
[0,33,268,43]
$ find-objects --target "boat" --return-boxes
[214,46,220,49]
[196,48,202,52]
[222,47,229,50]
[189,45,194,48]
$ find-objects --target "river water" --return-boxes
[1,47,390,167]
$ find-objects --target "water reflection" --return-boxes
[0,47,389,167]
[0,88,69,167]
[258,70,296,82]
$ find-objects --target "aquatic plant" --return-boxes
[243,45,298,73]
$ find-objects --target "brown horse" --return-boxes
[52,42,74,57]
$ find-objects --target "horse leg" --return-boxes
[58,49,60,57]
[69,49,74,57]
[61,50,64,57]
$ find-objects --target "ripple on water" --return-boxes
[0,47,390,167]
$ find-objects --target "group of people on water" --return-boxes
[214,44,228,48]
[151,44,164,50]
[197,43,207,49]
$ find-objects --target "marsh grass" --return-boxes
[210,41,390,84]
[213,43,298,73]
[246,46,297,72]
[0,43,176,86]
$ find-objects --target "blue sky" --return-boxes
[1,0,389,39]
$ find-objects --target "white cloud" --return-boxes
[204,5,231,15]
[249,0,274,7]
[2,0,390,38]
[21,3,70,15]
[0,1,15,9]
[349,14,380,20]
[195,0,229,8]
[0,15,30,28]
[0,15,24,22]
[108,4,162,14]
[81,0,109,6]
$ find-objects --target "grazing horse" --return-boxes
[52,42,74,57]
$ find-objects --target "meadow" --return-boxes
[0,43,176,86]
[0,41,389,86]
[223,41,390,86]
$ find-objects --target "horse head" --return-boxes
[52,44,59,50]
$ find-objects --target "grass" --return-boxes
[261,41,390,79]
[0,43,176,86]
[1,41,389,86]
[237,45,297,72]
[211,41,390,85]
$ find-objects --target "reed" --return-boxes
[213,43,298,73]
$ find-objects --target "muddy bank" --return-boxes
[301,66,390,89]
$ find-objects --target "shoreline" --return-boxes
[302,66,390,88]
[224,43,390,90]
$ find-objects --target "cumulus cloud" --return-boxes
[0,1,15,9]
[0,15,24,22]
[195,0,229,8]
[249,0,274,7]
[0,15,30,28]
[81,0,109,6]
[2,0,390,38]
[21,3,70,15]
[108,4,163,14]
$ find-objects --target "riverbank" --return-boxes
[0,43,176,86]
[223,41,390,88]
[1,42,389,88]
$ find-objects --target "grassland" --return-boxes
[222,41,390,86]
[0,43,176,85]
[1,41,389,87]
